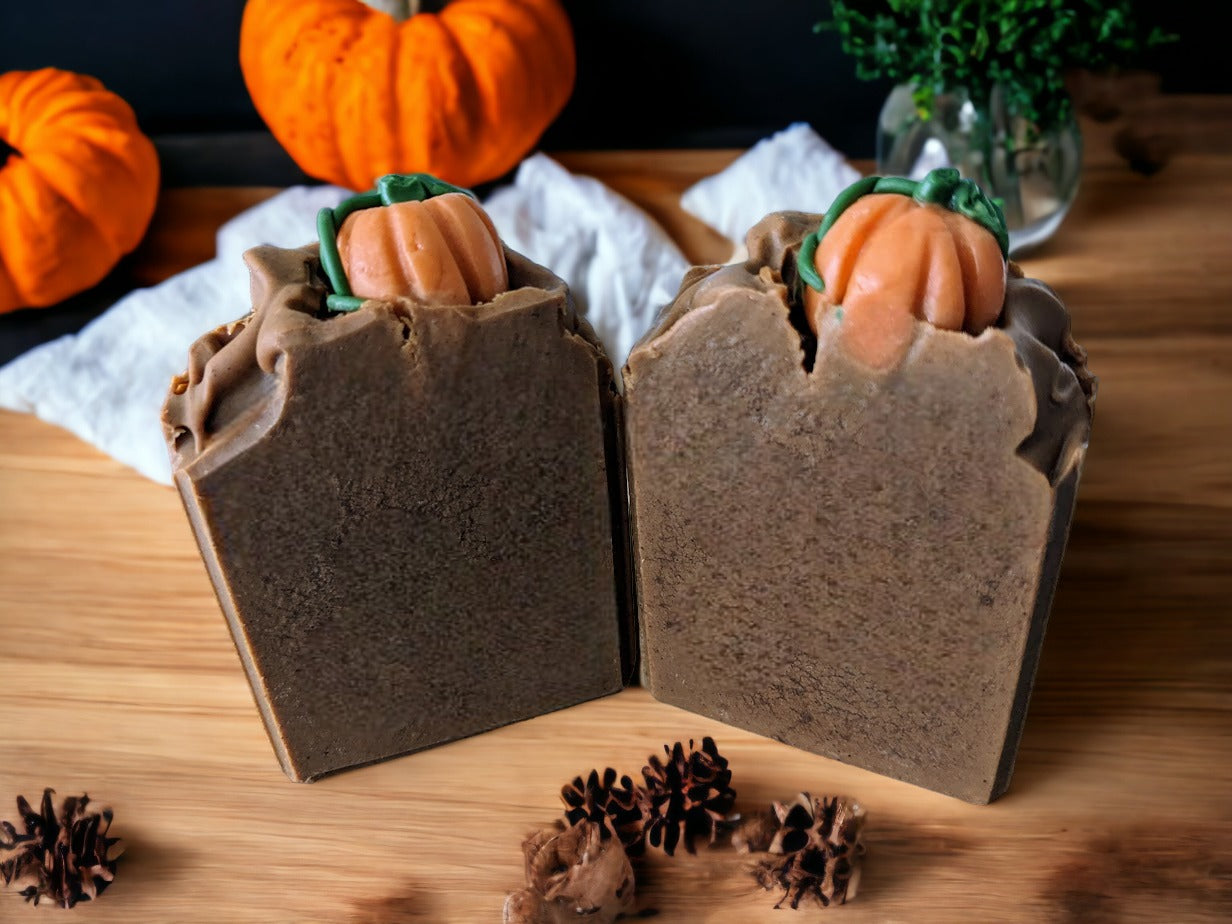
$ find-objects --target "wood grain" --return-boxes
[2,106,1231,921]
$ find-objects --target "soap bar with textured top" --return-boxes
[163,242,628,782]
[624,209,1095,803]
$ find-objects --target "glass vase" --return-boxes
[877,83,1083,255]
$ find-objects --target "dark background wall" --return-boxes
[0,0,1221,185]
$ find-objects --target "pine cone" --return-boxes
[640,736,735,856]
[0,789,121,908]
[561,768,647,853]
[507,821,635,924]
[754,793,866,909]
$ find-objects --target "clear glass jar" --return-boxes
[877,83,1083,255]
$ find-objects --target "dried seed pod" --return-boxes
[641,736,735,856]
[502,888,549,924]
[511,821,635,924]
[731,808,779,854]
[755,793,866,909]
[0,789,121,908]
[561,768,647,853]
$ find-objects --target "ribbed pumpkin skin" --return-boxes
[0,69,159,313]
[804,194,1006,369]
[336,192,509,304]
[240,0,575,191]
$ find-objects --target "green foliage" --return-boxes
[819,1,1174,130]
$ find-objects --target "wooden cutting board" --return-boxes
[2,108,1230,921]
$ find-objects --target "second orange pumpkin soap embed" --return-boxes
[798,169,1009,370]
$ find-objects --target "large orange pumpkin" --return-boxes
[240,0,576,191]
[0,69,159,314]
[798,169,1009,370]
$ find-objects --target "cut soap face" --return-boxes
[623,211,1094,803]
[163,244,628,782]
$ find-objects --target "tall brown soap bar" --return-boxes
[163,180,626,782]
[624,172,1095,803]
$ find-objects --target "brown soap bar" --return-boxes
[624,212,1095,804]
[163,244,629,782]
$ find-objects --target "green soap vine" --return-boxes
[796,167,1008,297]
[316,173,476,313]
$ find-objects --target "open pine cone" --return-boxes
[561,768,647,854]
[641,736,735,856]
[0,789,121,908]
[754,793,866,909]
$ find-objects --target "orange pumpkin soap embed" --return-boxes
[798,170,1009,369]
[336,192,508,305]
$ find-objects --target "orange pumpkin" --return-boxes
[337,191,508,304]
[240,0,576,191]
[798,169,1008,370]
[0,68,159,313]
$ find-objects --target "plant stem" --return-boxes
[987,87,1026,229]
[359,0,446,20]
[359,0,412,21]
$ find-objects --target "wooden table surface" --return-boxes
[2,103,1231,922]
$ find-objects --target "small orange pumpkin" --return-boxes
[240,0,576,191]
[798,169,1008,369]
[337,192,508,304]
[0,68,159,313]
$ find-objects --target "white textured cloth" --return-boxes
[0,185,349,484]
[681,122,862,254]
[0,155,688,483]
[485,154,689,372]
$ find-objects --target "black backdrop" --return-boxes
[0,1,1219,185]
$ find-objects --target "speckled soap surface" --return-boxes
[163,245,627,782]
[624,213,1095,804]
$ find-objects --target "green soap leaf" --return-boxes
[376,173,475,206]
[325,294,366,314]
[316,206,350,299]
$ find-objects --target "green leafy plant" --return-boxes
[819,1,1174,132]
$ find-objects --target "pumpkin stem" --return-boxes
[359,0,444,20]
[0,136,17,167]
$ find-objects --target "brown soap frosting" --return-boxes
[741,210,1096,483]
[163,244,630,782]
[625,211,1095,804]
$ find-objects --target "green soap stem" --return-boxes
[796,167,1009,296]
[316,173,476,313]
